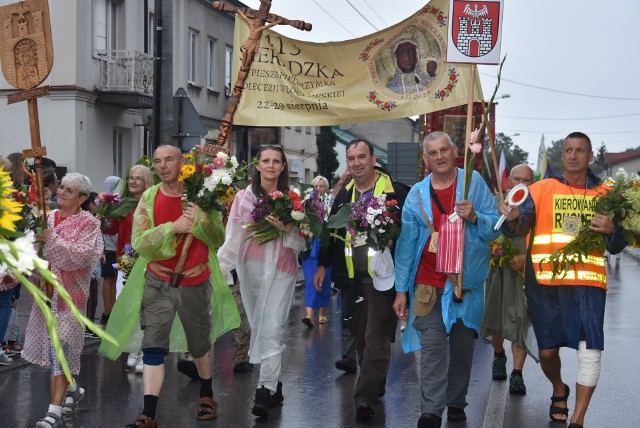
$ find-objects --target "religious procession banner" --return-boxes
[232,0,483,127]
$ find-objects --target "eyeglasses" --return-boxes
[127,176,145,182]
[58,185,86,196]
[259,144,283,149]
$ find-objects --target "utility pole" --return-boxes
[153,0,174,148]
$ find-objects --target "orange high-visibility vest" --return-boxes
[528,179,608,289]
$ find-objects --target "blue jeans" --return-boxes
[0,289,13,342]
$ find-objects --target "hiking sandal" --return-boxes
[61,386,85,415]
[549,383,570,422]
[35,412,64,428]
[197,396,218,420]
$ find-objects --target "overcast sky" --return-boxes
[243,0,640,165]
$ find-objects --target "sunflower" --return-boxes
[178,164,196,182]
[0,169,23,232]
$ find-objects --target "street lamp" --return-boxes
[495,93,511,100]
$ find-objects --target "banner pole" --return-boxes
[456,63,477,301]
[482,100,504,202]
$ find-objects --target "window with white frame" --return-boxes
[188,30,198,84]
[207,38,216,90]
[113,129,124,177]
[94,0,120,55]
[146,12,155,55]
[225,46,233,95]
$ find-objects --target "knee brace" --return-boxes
[576,340,601,387]
[142,347,166,366]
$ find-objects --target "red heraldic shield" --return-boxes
[450,1,501,59]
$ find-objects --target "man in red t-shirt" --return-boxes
[125,145,225,428]
[393,131,499,428]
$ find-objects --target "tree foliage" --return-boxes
[484,132,529,169]
[482,132,528,189]
[547,138,608,175]
[316,126,339,182]
[590,141,607,175]
[596,142,606,164]
[547,138,564,173]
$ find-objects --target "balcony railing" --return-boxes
[96,50,154,93]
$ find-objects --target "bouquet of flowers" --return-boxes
[171,144,248,287]
[10,163,46,235]
[95,192,138,230]
[113,243,138,283]
[244,187,318,245]
[95,192,120,229]
[489,235,518,267]
[543,174,640,279]
[327,193,400,251]
[297,187,328,243]
[179,145,245,216]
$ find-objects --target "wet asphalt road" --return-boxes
[1,252,639,428]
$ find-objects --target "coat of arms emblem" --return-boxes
[447,0,503,65]
[0,0,53,90]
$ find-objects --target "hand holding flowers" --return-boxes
[94,191,138,231]
[327,193,400,251]
[244,185,326,246]
[489,235,518,268]
[171,144,248,287]
[179,145,245,216]
[543,174,640,279]
[113,243,139,284]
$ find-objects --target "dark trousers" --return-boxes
[86,278,99,323]
[345,276,397,405]
[230,280,251,364]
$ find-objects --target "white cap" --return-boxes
[370,249,395,291]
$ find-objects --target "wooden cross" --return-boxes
[9,87,50,232]
[1,0,53,228]
[201,0,312,155]
[1,0,54,297]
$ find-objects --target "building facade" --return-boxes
[1,0,429,191]
[0,0,321,189]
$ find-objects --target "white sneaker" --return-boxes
[126,351,142,369]
[135,354,144,374]
[0,351,13,366]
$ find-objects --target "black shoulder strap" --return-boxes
[429,183,447,215]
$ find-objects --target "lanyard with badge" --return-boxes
[562,181,588,237]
